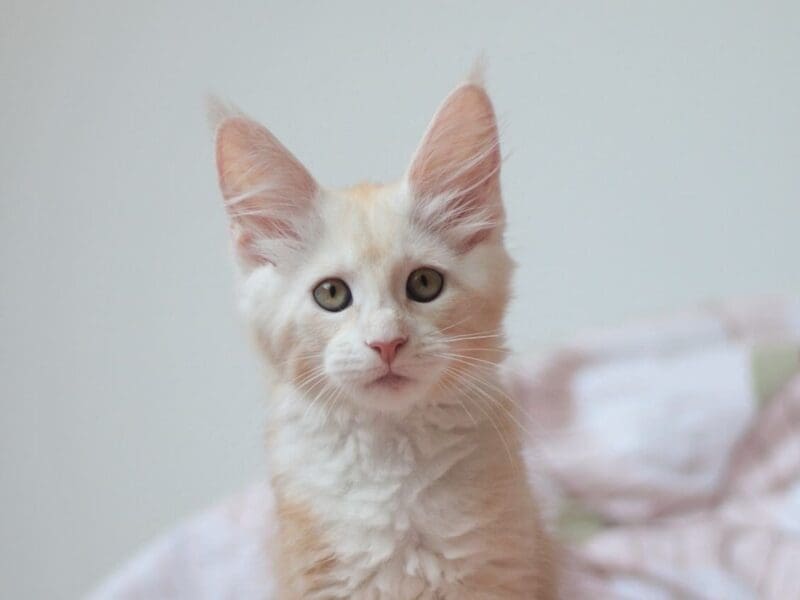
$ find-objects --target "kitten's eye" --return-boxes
[313,278,352,312]
[406,267,444,303]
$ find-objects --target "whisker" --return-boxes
[275,350,325,367]
[446,362,544,441]
[441,331,503,342]
[446,370,517,470]
[436,370,478,426]
[294,368,327,392]
[443,336,506,346]
[438,355,541,436]
[438,352,502,370]
[321,385,344,424]
[438,351,536,379]
[435,315,474,335]
[445,346,507,353]
[302,380,334,421]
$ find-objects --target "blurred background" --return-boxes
[1,2,798,597]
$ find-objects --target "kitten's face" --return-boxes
[215,82,511,413]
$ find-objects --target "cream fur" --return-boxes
[214,80,557,599]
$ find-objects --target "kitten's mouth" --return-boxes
[368,372,411,389]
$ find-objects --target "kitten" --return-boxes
[211,75,557,599]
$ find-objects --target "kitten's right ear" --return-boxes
[405,80,503,252]
[211,102,319,267]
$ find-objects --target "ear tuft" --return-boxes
[406,80,503,252]
[212,106,319,267]
[206,95,243,136]
[465,54,488,87]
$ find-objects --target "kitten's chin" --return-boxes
[342,372,438,413]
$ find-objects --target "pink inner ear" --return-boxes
[407,83,502,249]
[215,116,318,263]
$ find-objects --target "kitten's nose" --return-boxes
[367,337,407,365]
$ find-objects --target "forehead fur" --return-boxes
[312,180,451,274]
[330,181,402,264]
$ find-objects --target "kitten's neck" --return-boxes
[265,373,526,505]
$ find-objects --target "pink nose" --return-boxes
[367,337,407,365]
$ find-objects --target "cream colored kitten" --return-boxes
[212,75,557,599]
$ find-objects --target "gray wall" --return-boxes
[1,2,798,597]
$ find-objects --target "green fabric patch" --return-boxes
[555,498,606,543]
[752,343,800,407]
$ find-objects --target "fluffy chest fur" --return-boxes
[268,384,555,600]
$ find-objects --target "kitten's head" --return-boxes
[213,80,512,413]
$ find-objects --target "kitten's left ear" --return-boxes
[406,81,503,251]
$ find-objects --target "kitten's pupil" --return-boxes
[420,274,428,288]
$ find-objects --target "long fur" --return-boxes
[212,76,558,599]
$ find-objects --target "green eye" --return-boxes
[406,267,444,303]
[313,278,352,312]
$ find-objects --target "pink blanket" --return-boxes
[92,297,800,599]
